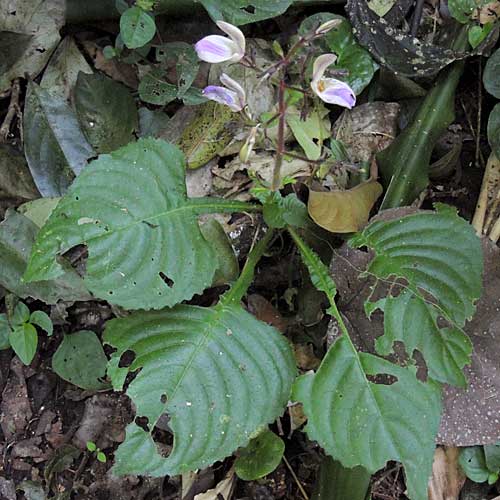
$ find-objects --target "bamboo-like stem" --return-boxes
[472,153,500,235]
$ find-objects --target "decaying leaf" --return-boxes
[193,470,235,500]
[308,179,383,233]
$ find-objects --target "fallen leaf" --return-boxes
[308,179,383,233]
[194,470,235,500]
[294,344,321,370]
[247,294,287,333]
[428,447,466,500]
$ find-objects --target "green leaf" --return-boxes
[200,0,292,25]
[286,105,330,161]
[235,429,285,480]
[299,13,378,94]
[259,192,308,229]
[104,300,296,476]
[40,36,93,101]
[448,0,477,23]
[12,301,30,326]
[52,330,108,390]
[350,204,483,326]
[139,68,178,105]
[23,81,94,197]
[0,314,11,350]
[30,311,53,336]
[372,290,471,387]
[138,107,170,138]
[156,42,199,97]
[74,72,138,154]
[488,103,500,158]
[459,447,490,482]
[484,47,500,98]
[377,44,466,207]
[468,23,493,49]
[9,323,38,365]
[289,228,442,500]
[86,441,97,452]
[24,138,257,310]
[0,210,90,304]
[97,451,107,463]
[484,442,500,472]
[18,198,60,228]
[120,6,156,49]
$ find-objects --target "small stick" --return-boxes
[0,78,21,143]
[475,59,483,168]
[283,455,309,500]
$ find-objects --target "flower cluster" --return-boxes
[194,21,356,111]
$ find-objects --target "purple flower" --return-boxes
[202,73,246,112]
[311,54,356,109]
[195,21,245,63]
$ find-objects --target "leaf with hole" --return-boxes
[288,229,442,500]
[199,0,293,25]
[371,290,472,387]
[74,72,138,153]
[9,323,38,365]
[52,330,108,390]
[0,210,90,304]
[235,429,285,480]
[120,6,156,49]
[23,81,95,196]
[23,138,257,310]
[104,297,296,476]
[350,204,483,327]
[139,68,178,105]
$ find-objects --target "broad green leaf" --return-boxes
[52,330,108,390]
[0,0,63,93]
[484,47,500,98]
[254,191,308,229]
[289,228,442,500]
[377,42,466,207]
[12,301,30,326]
[312,457,371,500]
[235,429,285,480]
[30,311,53,336]
[299,13,378,94]
[23,138,257,310]
[74,72,138,154]
[0,210,90,304]
[459,447,489,482]
[120,6,156,49]
[9,323,38,365]
[156,42,199,97]
[286,105,330,161]
[468,23,494,49]
[484,442,500,472]
[138,107,170,138]
[372,290,471,387]
[448,0,477,23]
[139,68,178,105]
[350,204,483,326]
[104,300,296,476]
[40,36,93,101]
[0,314,11,350]
[178,102,234,169]
[308,180,383,233]
[200,0,292,25]
[18,198,60,228]
[488,103,500,158]
[23,81,95,197]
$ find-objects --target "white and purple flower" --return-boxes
[195,21,245,64]
[311,54,356,109]
[202,73,246,112]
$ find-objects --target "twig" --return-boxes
[460,98,486,168]
[476,58,483,168]
[272,78,286,191]
[0,78,21,143]
[410,0,426,37]
[283,455,309,500]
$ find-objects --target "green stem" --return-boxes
[223,229,274,305]
[271,79,287,191]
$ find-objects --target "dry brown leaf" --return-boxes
[478,1,500,24]
[308,180,383,233]
[428,447,466,500]
[194,470,235,500]
[294,344,321,370]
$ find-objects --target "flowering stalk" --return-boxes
[271,79,287,191]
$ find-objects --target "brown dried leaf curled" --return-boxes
[308,180,383,233]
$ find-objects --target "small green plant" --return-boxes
[0,300,53,365]
[86,441,107,463]
[459,443,500,485]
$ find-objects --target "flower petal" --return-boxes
[312,53,338,86]
[315,78,356,108]
[195,35,239,63]
[315,19,342,35]
[216,21,246,58]
[220,73,246,108]
[202,85,243,112]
